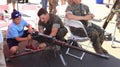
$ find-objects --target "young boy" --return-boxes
[6,10,35,55]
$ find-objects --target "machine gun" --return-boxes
[31,32,109,59]
[6,31,109,63]
[103,0,120,29]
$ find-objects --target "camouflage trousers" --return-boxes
[116,12,120,29]
[86,23,105,53]
[48,0,58,14]
[7,0,16,4]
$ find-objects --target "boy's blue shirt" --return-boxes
[6,19,28,38]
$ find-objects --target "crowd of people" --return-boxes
[1,0,120,67]
[41,0,66,14]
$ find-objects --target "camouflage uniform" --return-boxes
[48,0,58,14]
[116,1,120,29]
[67,0,73,5]
[66,3,107,54]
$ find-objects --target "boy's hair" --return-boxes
[37,8,48,17]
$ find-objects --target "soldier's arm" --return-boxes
[50,23,60,37]
[66,12,94,21]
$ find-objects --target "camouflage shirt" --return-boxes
[38,14,65,35]
[66,3,90,27]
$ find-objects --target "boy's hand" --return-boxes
[27,34,32,40]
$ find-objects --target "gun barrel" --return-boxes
[32,32,109,59]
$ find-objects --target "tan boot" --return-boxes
[93,44,104,54]
[95,49,104,54]
[101,48,108,54]
[93,46,104,54]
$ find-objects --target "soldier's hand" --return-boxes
[84,14,94,20]
[88,12,94,18]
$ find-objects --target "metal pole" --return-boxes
[16,0,19,11]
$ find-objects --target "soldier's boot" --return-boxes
[93,44,104,54]
[93,45,109,58]
[94,48,104,54]
[101,47,108,54]
[100,41,108,54]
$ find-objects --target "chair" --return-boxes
[21,5,38,30]
[111,9,120,48]
[64,19,92,60]
[111,21,120,48]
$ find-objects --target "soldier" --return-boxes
[48,0,58,14]
[65,0,108,55]
[37,8,68,49]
